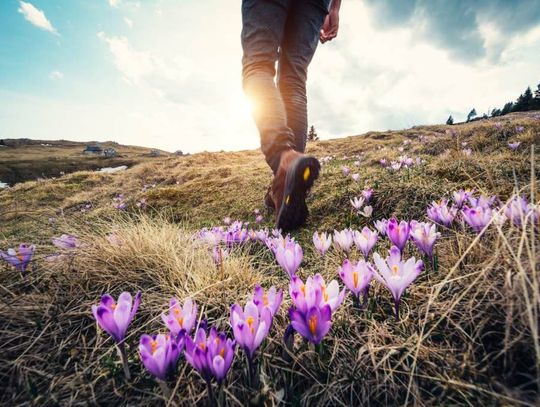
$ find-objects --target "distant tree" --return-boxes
[482,113,488,119]
[501,102,514,115]
[446,115,454,125]
[532,83,540,110]
[535,83,540,99]
[466,108,477,122]
[513,87,533,112]
[307,125,319,142]
[491,108,501,117]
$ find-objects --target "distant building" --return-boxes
[103,148,118,158]
[83,145,102,155]
[149,149,161,157]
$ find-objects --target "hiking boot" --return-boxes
[272,149,321,231]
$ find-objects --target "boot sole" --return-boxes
[276,156,320,232]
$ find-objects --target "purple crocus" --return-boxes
[452,189,473,208]
[274,239,303,278]
[250,284,283,316]
[351,173,360,182]
[313,231,332,256]
[342,166,350,176]
[467,195,496,209]
[373,246,423,318]
[409,221,440,259]
[230,301,272,360]
[352,227,378,259]
[427,200,457,227]
[362,188,373,202]
[0,244,35,276]
[52,234,80,250]
[139,333,183,381]
[386,219,410,252]
[515,126,524,133]
[92,291,141,343]
[508,141,521,151]
[255,215,263,224]
[374,219,388,236]
[161,297,198,337]
[333,229,354,252]
[289,274,345,314]
[462,205,493,233]
[350,196,365,211]
[504,196,532,226]
[288,304,332,345]
[338,259,374,302]
[184,324,236,385]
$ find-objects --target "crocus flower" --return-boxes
[351,173,360,182]
[452,189,473,208]
[254,229,269,241]
[515,126,524,133]
[360,205,373,217]
[467,195,496,209]
[462,148,472,156]
[427,200,458,227]
[212,246,229,267]
[313,231,332,256]
[461,205,493,233]
[288,304,332,345]
[350,196,365,211]
[362,188,373,202]
[289,274,345,313]
[409,221,440,259]
[338,259,374,300]
[342,166,350,176]
[230,301,272,360]
[184,324,236,384]
[386,219,410,252]
[504,196,532,226]
[91,291,141,343]
[107,233,124,246]
[250,284,283,316]
[374,219,388,236]
[352,227,378,259]
[0,244,35,275]
[223,217,231,225]
[508,141,521,151]
[162,297,198,337]
[373,246,423,318]
[274,239,303,278]
[255,215,263,224]
[52,234,80,250]
[139,333,183,381]
[333,229,354,252]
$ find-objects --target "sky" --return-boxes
[0,0,539,153]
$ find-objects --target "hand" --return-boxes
[320,9,339,43]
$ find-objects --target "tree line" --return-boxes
[446,82,540,125]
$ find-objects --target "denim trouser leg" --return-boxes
[279,1,329,153]
[241,0,329,173]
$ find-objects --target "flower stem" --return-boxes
[116,342,131,380]
[394,300,400,321]
[158,379,171,399]
[206,380,214,405]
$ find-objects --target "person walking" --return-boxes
[241,0,341,231]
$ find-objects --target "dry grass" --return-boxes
[0,112,539,405]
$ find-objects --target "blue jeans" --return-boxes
[241,0,330,173]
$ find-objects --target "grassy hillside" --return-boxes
[0,138,170,186]
[0,112,539,406]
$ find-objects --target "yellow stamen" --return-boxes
[151,340,158,355]
[285,195,290,205]
[262,294,269,306]
[300,284,306,296]
[321,284,328,302]
[176,316,184,326]
[353,271,359,288]
[111,303,117,310]
[219,348,225,357]
[303,167,310,181]
[392,265,399,274]
[246,316,255,334]
[308,314,317,335]
[199,342,206,351]
[173,308,181,316]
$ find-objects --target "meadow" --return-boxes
[0,112,539,406]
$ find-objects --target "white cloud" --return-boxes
[49,70,64,80]
[18,1,58,34]
[124,17,133,28]
[108,0,120,8]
